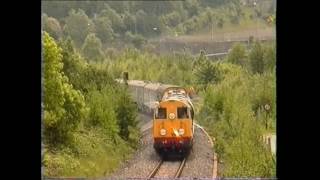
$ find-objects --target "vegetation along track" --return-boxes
[147,158,186,179]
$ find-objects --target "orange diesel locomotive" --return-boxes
[153,87,194,155]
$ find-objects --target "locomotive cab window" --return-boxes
[155,108,167,119]
[177,107,189,119]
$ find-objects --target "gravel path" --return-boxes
[180,127,214,178]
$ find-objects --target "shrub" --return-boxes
[249,42,265,74]
[227,43,247,67]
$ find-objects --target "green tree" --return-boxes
[218,17,224,28]
[228,1,243,24]
[193,53,222,87]
[125,31,146,49]
[58,37,87,91]
[86,87,119,138]
[42,1,75,19]
[43,32,87,146]
[63,9,94,46]
[192,50,206,68]
[81,33,105,61]
[94,16,114,43]
[42,15,62,40]
[135,10,148,35]
[81,64,115,93]
[162,12,181,27]
[60,38,113,93]
[99,4,125,34]
[142,14,164,36]
[206,10,217,30]
[123,11,136,34]
[249,42,265,74]
[115,87,138,141]
[184,0,200,17]
[183,18,197,34]
[227,43,247,66]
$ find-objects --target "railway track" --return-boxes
[144,123,216,179]
[147,158,186,179]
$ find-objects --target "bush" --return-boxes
[227,43,247,67]
[86,86,120,138]
[43,148,80,177]
[44,128,135,177]
[249,42,265,74]
[43,33,140,177]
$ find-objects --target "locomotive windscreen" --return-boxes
[177,107,189,119]
[155,108,167,119]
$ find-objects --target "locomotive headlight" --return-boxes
[178,128,185,135]
[160,129,166,136]
[169,113,175,119]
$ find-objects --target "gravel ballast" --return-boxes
[106,127,213,179]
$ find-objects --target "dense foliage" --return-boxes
[43,32,139,177]
[42,0,275,49]
[196,42,276,177]
[43,32,87,146]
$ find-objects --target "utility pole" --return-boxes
[211,23,213,41]
[135,20,137,35]
[123,72,128,86]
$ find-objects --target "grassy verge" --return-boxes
[43,127,135,178]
